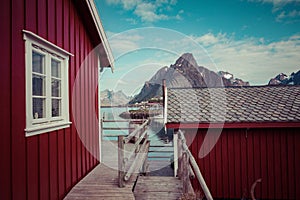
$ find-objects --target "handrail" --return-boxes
[178,130,213,200]
[124,136,149,181]
[124,119,148,143]
[118,120,150,187]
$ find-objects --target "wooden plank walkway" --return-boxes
[64,164,136,200]
[134,176,183,200]
[64,140,185,200]
[65,141,138,200]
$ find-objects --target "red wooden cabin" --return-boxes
[166,86,300,199]
[0,0,113,199]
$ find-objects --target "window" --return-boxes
[23,30,73,136]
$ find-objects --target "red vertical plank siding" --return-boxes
[25,1,38,198]
[227,130,235,197]
[1,0,102,199]
[295,129,300,199]
[267,130,275,199]
[209,130,218,197]
[215,130,223,197]
[202,131,210,193]
[64,128,72,191]
[63,0,72,192]
[280,131,288,199]
[56,0,63,47]
[37,0,47,38]
[39,134,49,200]
[48,0,59,198]
[47,0,56,43]
[56,5,64,192]
[75,11,83,180]
[240,129,248,198]
[287,130,295,199]
[80,23,87,176]
[274,130,282,199]
[233,129,242,197]
[49,132,59,200]
[260,130,268,199]
[89,49,94,167]
[221,130,229,197]
[246,130,254,198]
[58,130,66,199]
[84,32,90,173]
[184,127,300,199]
[11,0,27,199]
[69,1,78,186]
[25,0,37,31]
[253,130,262,198]
[0,0,12,198]
[26,137,39,200]
[63,0,70,52]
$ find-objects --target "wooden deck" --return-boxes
[65,141,138,199]
[134,176,183,200]
[64,140,187,200]
[64,164,185,200]
[64,164,136,200]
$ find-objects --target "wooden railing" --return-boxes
[177,130,213,200]
[118,119,150,187]
[101,119,146,139]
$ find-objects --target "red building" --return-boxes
[166,86,300,199]
[0,0,113,199]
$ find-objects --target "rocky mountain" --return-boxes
[268,70,300,85]
[100,90,131,106]
[129,53,249,104]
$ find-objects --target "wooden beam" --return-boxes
[124,120,148,143]
[118,136,125,188]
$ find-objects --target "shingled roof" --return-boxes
[166,86,300,124]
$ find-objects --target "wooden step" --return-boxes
[134,176,183,200]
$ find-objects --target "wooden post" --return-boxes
[118,135,125,187]
[177,134,182,179]
[173,131,178,177]
[182,152,188,194]
[100,119,103,141]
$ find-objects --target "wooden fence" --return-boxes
[118,119,150,187]
[177,130,213,200]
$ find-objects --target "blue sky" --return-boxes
[96,0,300,96]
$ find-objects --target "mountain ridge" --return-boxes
[100,89,131,106]
[129,53,249,104]
[268,70,300,85]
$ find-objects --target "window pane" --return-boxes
[51,59,61,78]
[52,79,61,97]
[32,52,44,74]
[32,74,45,96]
[33,98,45,119]
[52,99,61,117]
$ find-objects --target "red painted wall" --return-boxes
[0,0,100,199]
[183,127,300,199]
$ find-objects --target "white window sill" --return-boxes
[25,121,72,137]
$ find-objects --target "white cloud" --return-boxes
[248,0,300,21]
[248,0,300,6]
[106,0,139,10]
[108,32,144,57]
[191,32,300,84]
[276,10,300,22]
[105,0,182,22]
[134,2,169,22]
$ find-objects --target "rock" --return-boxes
[130,53,250,104]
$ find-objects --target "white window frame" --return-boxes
[23,30,73,137]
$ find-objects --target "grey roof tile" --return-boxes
[167,86,300,123]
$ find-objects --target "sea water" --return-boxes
[100,106,173,161]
